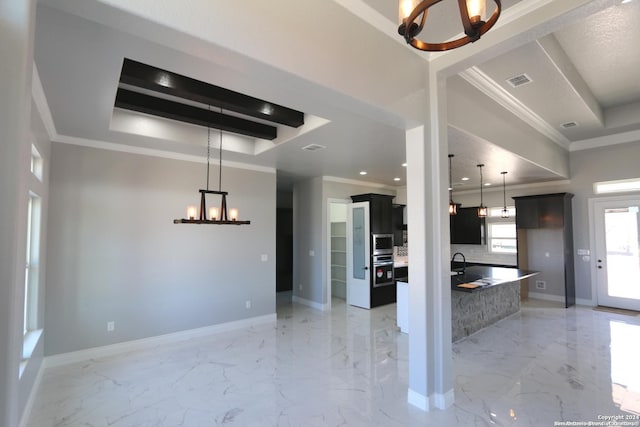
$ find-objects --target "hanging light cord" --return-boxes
[448,155,453,203]
[206,105,211,192]
[218,108,223,193]
[479,164,484,206]
[502,172,507,208]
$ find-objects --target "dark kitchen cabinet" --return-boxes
[450,207,485,245]
[351,193,394,235]
[514,193,566,229]
[513,193,575,308]
[392,204,405,246]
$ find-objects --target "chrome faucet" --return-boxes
[451,252,466,275]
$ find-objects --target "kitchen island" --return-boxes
[397,266,537,341]
[451,266,538,341]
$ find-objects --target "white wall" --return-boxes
[44,143,276,355]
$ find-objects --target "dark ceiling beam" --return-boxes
[115,88,278,140]
[120,58,304,128]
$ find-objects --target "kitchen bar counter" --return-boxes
[451,266,538,341]
[397,266,538,340]
[451,266,538,292]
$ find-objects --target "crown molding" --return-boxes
[570,129,640,152]
[54,134,276,174]
[453,179,571,196]
[322,175,396,191]
[459,67,571,149]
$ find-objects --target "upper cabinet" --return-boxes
[351,193,394,235]
[392,204,405,246]
[514,193,570,229]
[450,207,485,245]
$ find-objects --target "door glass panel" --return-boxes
[604,206,640,300]
[352,206,366,280]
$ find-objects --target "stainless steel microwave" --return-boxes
[372,233,394,255]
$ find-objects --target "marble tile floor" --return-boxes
[26,296,640,426]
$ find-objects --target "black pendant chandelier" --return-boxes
[448,154,459,215]
[501,171,509,218]
[398,0,501,52]
[477,163,487,218]
[174,108,250,225]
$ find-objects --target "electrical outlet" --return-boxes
[261,254,268,262]
[107,321,115,332]
[245,300,251,309]
[309,250,315,257]
[535,280,546,290]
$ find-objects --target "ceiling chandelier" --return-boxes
[174,107,250,225]
[477,163,487,218]
[398,0,501,52]
[448,154,459,215]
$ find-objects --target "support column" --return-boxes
[0,0,36,426]
[406,68,453,411]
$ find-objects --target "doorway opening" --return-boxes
[328,200,349,303]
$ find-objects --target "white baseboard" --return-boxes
[407,388,429,411]
[407,387,455,412]
[292,295,329,311]
[433,389,455,410]
[44,314,276,368]
[527,292,566,303]
[528,293,595,307]
[576,298,595,307]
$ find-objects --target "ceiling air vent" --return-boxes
[506,73,532,88]
[561,121,578,129]
[301,144,326,152]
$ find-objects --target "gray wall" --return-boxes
[292,177,324,303]
[45,143,276,355]
[448,139,640,303]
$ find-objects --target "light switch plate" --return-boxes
[261,254,268,262]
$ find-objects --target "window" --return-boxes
[486,206,517,254]
[594,178,640,195]
[24,193,41,336]
[31,144,43,181]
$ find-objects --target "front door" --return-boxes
[593,197,640,311]
[347,202,370,309]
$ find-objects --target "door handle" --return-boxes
[363,266,368,270]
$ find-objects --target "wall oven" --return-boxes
[372,254,394,287]
[372,233,394,255]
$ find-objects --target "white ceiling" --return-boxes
[33,0,640,192]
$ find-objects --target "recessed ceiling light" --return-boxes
[485,183,492,186]
[359,171,367,175]
[461,177,470,181]
[402,163,407,167]
[394,177,401,182]
[622,0,633,4]
[301,143,326,151]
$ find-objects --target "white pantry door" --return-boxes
[347,202,370,309]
